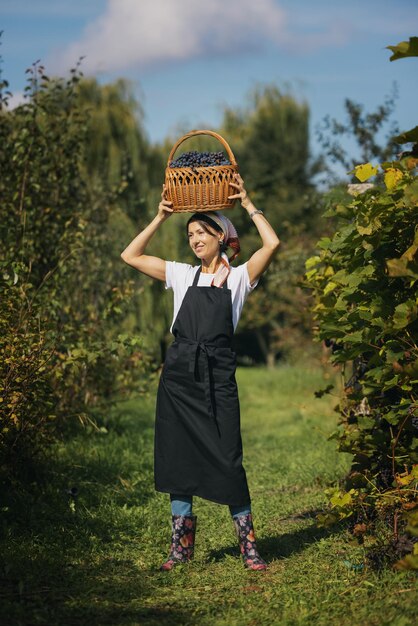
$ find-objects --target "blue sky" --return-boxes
[1,0,417,159]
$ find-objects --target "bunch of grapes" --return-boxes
[411,415,418,431]
[375,463,394,489]
[169,150,231,169]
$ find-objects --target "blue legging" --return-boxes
[170,494,251,518]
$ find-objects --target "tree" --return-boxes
[223,85,315,230]
[221,85,322,365]
[0,61,151,481]
[77,78,151,224]
[316,86,400,182]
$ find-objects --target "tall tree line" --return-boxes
[0,65,322,480]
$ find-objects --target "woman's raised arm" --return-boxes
[228,174,280,285]
[120,186,173,282]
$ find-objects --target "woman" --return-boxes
[121,172,280,571]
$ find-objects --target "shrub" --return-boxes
[0,61,152,483]
[306,156,418,568]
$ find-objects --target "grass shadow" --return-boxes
[1,557,196,626]
[207,508,340,564]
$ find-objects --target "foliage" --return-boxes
[0,61,152,482]
[77,78,151,224]
[222,84,316,230]
[306,154,418,567]
[316,87,400,179]
[306,35,418,571]
[239,232,316,365]
[220,85,322,365]
[387,36,418,62]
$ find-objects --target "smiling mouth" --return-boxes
[195,245,204,251]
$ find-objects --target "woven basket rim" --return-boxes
[167,129,237,167]
[166,163,237,173]
[169,202,236,213]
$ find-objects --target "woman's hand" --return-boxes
[157,184,174,220]
[228,173,252,210]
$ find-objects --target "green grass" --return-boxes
[1,365,417,625]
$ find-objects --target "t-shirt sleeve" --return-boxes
[228,262,259,330]
[242,261,259,293]
[165,260,195,291]
[165,260,174,290]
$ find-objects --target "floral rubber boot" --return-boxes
[160,514,197,571]
[233,512,267,571]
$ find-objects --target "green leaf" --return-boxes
[305,268,318,280]
[386,258,418,279]
[353,163,379,182]
[393,126,418,144]
[384,167,403,190]
[399,230,418,262]
[357,223,373,236]
[357,416,375,430]
[305,255,321,270]
[404,179,418,205]
[382,375,399,390]
[330,490,353,508]
[387,37,418,61]
[317,237,332,250]
[383,410,402,425]
[323,281,338,295]
[393,300,418,329]
[342,330,365,343]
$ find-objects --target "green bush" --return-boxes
[306,156,418,568]
[0,61,152,482]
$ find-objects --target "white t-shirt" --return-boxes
[165,261,259,334]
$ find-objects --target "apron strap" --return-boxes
[192,266,202,286]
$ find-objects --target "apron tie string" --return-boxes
[189,342,215,421]
[174,338,218,422]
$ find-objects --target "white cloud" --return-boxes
[49,0,358,75]
[50,0,287,74]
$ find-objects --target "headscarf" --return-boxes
[198,211,240,287]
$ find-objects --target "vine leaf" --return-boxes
[387,37,418,62]
[384,167,403,190]
[393,125,418,144]
[393,300,418,330]
[353,163,378,182]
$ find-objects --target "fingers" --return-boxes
[228,193,242,199]
[230,173,245,190]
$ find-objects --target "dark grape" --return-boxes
[411,416,418,430]
[169,150,231,169]
[379,467,393,487]
[374,459,394,489]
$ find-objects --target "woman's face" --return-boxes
[187,221,223,260]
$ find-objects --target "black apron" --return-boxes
[154,266,251,506]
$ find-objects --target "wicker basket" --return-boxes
[164,129,238,212]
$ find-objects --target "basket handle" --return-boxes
[167,129,237,166]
